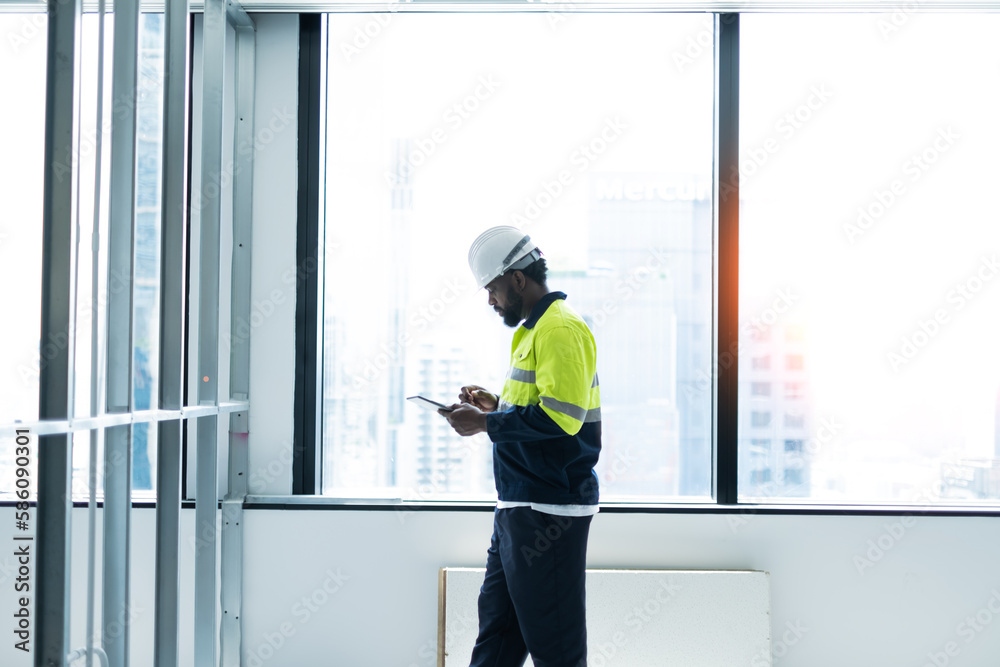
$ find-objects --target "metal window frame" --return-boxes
[294,7,1000,517]
[292,13,324,495]
[7,2,1000,13]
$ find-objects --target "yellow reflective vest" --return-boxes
[485,291,602,504]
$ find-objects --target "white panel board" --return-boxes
[440,568,770,667]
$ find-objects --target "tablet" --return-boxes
[406,395,454,412]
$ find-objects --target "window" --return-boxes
[785,354,804,371]
[783,468,803,486]
[738,13,1000,503]
[320,13,714,500]
[751,382,771,397]
[0,14,165,501]
[750,411,771,428]
[750,355,771,371]
[785,324,805,342]
[784,439,803,453]
[784,413,805,429]
[784,382,805,399]
[750,468,771,485]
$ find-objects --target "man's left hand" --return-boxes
[440,403,488,436]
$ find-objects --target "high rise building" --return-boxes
[738,322,814,498]
[549,172,712,498]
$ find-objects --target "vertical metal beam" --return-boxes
[154,0,191,665]
[292,14,322,495]
[195,1,227,665]
[35,0,80,665]
[220,14,255,667]
[714,12,740,505]
[103,1,141,664]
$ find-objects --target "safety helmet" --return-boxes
[468,226,543,290]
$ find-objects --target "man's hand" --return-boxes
[441,403,489,436]
[459,385,498,412]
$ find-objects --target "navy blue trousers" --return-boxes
[469,507,593,667]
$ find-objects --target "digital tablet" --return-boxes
[406,395,454,412]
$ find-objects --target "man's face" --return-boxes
[486,275,524,328]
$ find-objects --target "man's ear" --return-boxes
[512,270,526,293]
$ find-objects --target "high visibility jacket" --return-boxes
[485,291,602,505]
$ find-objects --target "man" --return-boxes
[441,226,602,667]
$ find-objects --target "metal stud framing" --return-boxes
[221,7,256,666]
[102,0,141,664]
[26,0,257,665]
[154,0,192,664]
[34,0,81,664]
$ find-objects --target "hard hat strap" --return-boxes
[506,248,542,273]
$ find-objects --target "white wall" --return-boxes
[235,509,1000,667]
[4,507,997,666]
[244,14,299,497]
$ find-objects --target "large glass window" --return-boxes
[738,14,1000,503]
[0,13,165,501]
[321,13,715,500]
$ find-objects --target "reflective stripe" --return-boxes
[498,398,514,412]
[509,367,535,383]
[591,373,599,388]
[502,235,531,267]
[540,396,588,422]
[584,407,602,423]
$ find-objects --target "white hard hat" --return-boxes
[468,226,543,290]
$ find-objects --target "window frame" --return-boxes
[289,8,1000,517]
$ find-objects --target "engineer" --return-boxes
[441,226,602,667]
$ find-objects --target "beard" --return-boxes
[499,285,524,328]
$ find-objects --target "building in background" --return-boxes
[738,322,814,499]
[549,172,712,498]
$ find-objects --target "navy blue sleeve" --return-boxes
[486,404,568,442]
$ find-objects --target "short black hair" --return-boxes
[515,257,547,287]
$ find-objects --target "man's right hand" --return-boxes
[459,385,498,412]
